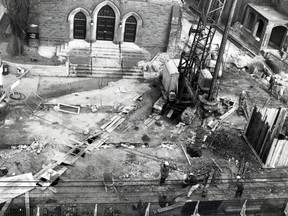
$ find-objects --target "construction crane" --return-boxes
[154,0,238,115]
[177,0,227,105]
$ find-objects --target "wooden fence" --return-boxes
[244,106,288,168]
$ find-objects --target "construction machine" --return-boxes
[156,0,238,117]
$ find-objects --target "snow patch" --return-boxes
[38,46,56,58]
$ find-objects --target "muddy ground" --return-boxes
[1,61,288,214]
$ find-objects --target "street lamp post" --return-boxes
[90,20,94,54]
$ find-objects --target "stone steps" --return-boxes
[69,64,143,79]
[57,41,146,78]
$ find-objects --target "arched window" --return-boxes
[269,26,287,49]
[97,5,115,41]
[74,12,87,39]
[124,16,137,42]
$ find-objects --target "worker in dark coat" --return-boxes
[160,161,170,185]
[235,175,244,198]
[182,173,198,188]
[269,75,276,92]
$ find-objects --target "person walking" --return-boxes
[160,161,170,185]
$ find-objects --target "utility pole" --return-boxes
[208,0,238,101]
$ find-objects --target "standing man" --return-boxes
[269,75,276,92]
[235,175,244,198]
[160,161,170,185]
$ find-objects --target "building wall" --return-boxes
[29,0,173,52]
[220,0,281,25]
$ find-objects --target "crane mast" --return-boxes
[177,0,227,103]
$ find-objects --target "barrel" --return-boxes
[0,101,8,126]
[27,24,39,48]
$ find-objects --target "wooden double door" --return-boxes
[97,5,115,41]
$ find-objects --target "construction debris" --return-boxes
[57,103,80,114]
[207,106,237,131]
[174,122,186,134]
[11,139,48,154]
[153,97,167,114]
[181,107,197,125]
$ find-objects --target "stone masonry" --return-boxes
[29,0,175,54]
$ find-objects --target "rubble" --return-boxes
[11,140,48,154]
[181,107,197,125]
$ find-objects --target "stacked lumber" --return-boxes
[207,106,237,131]
[144,114,161,127]
[244,106,288,168]
[101,114,125,133]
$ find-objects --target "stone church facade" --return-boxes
[29,0,176,54]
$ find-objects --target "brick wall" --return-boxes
[29,0,173,52]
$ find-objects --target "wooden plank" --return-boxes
[270,140,284,167]
[104,116,122,132]
[274,140,286,167]
[106,118,125,133]
[144,117,153,126]
[153,202,186,213]
[180,144,191,165]
[261,108,287,162]
[38,167,68,191]
[219,106,237,121]
[86,137,109,152]
[47,186,58,193]
[211,158,223,173]
[265,138,278,167]
[94,204,98,216]
[33,163,58,180]
[167,109,174,118]
[100,115,119,130]
[56,147,79,165]
[70,138,86,146]
[144,203,150,216]
[0,199,12,216]
[0,93,7,103]
[146,119,156,127]
[258,109,279,157]
[25,192,30,216]
[277,140,288,167]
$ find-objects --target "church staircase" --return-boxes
[56,40,149,79]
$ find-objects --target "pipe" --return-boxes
[208,0,238,101]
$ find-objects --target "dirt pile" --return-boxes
[209,129,255,162]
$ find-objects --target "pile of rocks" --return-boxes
[11,140,48,154]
